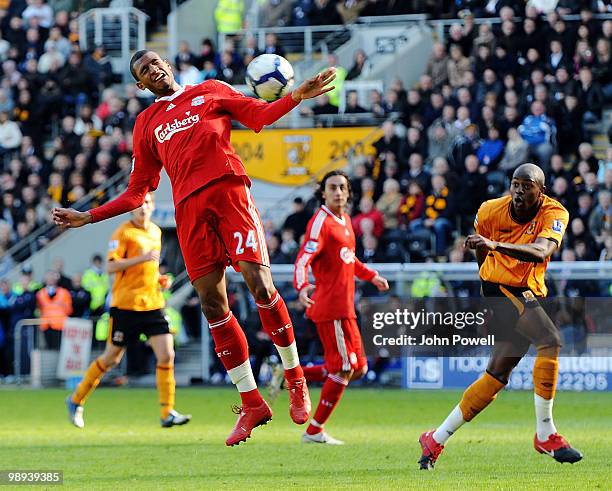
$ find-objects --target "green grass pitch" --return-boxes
[1,387,610,490]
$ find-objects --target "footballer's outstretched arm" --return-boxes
[53,117,163,228]
[217,68,336,132]
[465,235,558,263]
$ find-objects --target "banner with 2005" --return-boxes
[230,126,382,186]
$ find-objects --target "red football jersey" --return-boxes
[90,80,298,222]
[294,205,377,322]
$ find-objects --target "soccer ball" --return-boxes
[245,54,294,102]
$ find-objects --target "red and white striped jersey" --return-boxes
[293,205,377,322]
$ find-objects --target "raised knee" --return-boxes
[249,275,275,303]
[157,351,174,366]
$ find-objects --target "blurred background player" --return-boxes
[66,193,190,428]
[293,170,389,444]
[418,164,582,469]
[53,50,336,446]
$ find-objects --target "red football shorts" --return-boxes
[315,318,367,373]
[175,175,270,282]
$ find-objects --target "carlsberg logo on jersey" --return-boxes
[339,246,356,264]
[154,111,200,143]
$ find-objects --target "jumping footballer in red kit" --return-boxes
[52,50,337,446]
[293,170,389,444]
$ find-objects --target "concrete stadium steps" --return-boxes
[146,27,169,59]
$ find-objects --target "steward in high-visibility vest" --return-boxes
[214,0,244,34]
[82,254,109,314]
[36,284,73,331]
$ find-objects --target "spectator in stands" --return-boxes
[398,181,425,229]
[202,60,218,80]
[51,256,73,290]
[346,48,368,80]
[477,127,505,171]
[279,228,299,262]
[518,100,556,169]
[282,197,310,241]
[36,269,72,350]
[568,217,597,254]
[547,154,569,186]
[374,120,401,159]
[309,0,342,25]
[499,127,530,177]
[448,43,471,88]
[263,32,285,57]
[22,0,54,29]
[267,234,290,264]
[577,142,599,173]
[577,66,605,123]
[178,60,203,85]
[446,18,474,57]
[476,69,503,105]
[575,191,594,224]
[551,176,575,212]
[410,174,455,257]
[337,0,368,23]
[84,46,116,92]
[57,52,92,111]
[589,190,612,245]
[69,273,91,318]
[425,42,449,89]
[344,90,368,113]
[198,38,216,68]
[356,234,385,263]
[38,42,65,74]
[0,111,23,158]
[401,153,431,194]
[300,94,338,116]
[431,157,459,190]
[353,197,384,238]
[451,123,481,170]
[599,232,612,261]
[375,178,402,231]
[593,38,612,100]
[457,154,487,229]
[399,127,426,167]
[557,94,584,156]
[260,0,293,27]
[427,123,454,164]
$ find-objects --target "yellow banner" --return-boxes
[230,126,382,186]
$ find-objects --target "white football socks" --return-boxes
[227,359,257,393]
[276,341,300,370]
[433,405,466,445]
[534,394,557,441]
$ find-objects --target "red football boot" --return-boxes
[225,401,273,447]
[534,433,583,463]
[418,430,445,470]
[287,377,311,425]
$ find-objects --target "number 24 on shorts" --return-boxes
[234,230,258,254]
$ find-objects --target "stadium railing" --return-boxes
[78,7,148,83]
[225,261,612,284]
